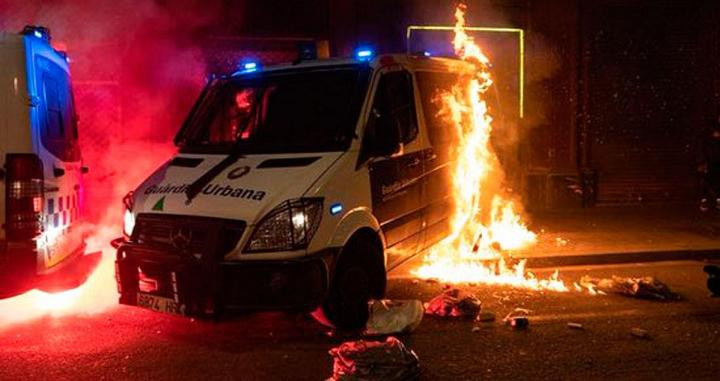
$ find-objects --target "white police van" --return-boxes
[0,26,88,297]
[115,49,473,328]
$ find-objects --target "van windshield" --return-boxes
[176,65,371,154]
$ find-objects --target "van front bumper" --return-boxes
[115,240,338,316]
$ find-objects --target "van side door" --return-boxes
[416,71,459,249]
[361,69,424,268]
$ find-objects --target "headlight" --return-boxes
[245,198,323,252]
[123,191,135,238]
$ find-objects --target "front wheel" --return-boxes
[313,235,385,330]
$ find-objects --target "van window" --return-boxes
[176,65,371,154]
[35,56,80,162]
[370,70,418,145]
[415,71,460,152]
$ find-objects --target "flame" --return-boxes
[412,4,567,291]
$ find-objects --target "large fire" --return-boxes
[412,4,568,292]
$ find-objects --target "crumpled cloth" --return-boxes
[364,299,424,336]
[328,337,420,381]
[424,288,482,318]
[580,275,678,300]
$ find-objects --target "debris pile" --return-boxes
[703,265,720,296]
[365,300,424,336]
[578,276,678,300]
[327,337,420,381]
[503,308,531,330]
[424,288,482,319]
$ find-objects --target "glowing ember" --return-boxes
[412,4,567,291]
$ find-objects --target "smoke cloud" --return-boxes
[0,0,227,325]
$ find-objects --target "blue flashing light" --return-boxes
[329,203,343,216]
[355,48,375,61]
[234,60,261,75]
[423,50,432,57]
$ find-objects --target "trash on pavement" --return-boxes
[631,328,650,339]
[364,299,424,336]
[328,336,420,381]
[579,275,678,300]
[703,265,720,296]
[508,316,529,330]
[471,326,481,333]
[567,322,583,330]
[503,308,530,330]
[424,288,482,319]
[476,311,496,322]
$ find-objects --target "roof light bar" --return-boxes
[234,60,262,76]
[354,47,375,61]
[21,25,51,42]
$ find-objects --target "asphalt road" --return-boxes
[1,261,720,380]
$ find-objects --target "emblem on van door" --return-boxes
[228,166,251,179]
[170,226,193,250]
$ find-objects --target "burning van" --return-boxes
[115,49,473,328]
[0,26,89,298]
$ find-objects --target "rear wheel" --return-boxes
[313,233,385,330]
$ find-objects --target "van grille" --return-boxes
[132,214,246,258]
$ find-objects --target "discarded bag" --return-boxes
[364,300,424,336]
[703,265,720,296]
[328,336,420,381]
[424,288,482,319]
[579,275,678,300]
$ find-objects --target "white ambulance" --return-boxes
[0,26,88,298]
[115,50,473,328]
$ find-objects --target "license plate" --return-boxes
[137,293,185,315]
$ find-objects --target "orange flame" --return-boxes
[412,4,567,291]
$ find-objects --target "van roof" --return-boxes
[230,53,475,78]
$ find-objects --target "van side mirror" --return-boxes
[367,108,402,157]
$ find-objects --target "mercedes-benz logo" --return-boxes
[170,226,193,250]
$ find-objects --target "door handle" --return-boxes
[408,157,421,168]
[53,166,65,178]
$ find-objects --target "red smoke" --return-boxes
[0,0,222,326]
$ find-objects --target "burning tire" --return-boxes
[315,231,385,330]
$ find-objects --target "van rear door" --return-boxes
[30,48,84,272]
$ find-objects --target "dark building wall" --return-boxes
[577,0,720,205]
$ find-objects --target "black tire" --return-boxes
[317,233,385,330]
